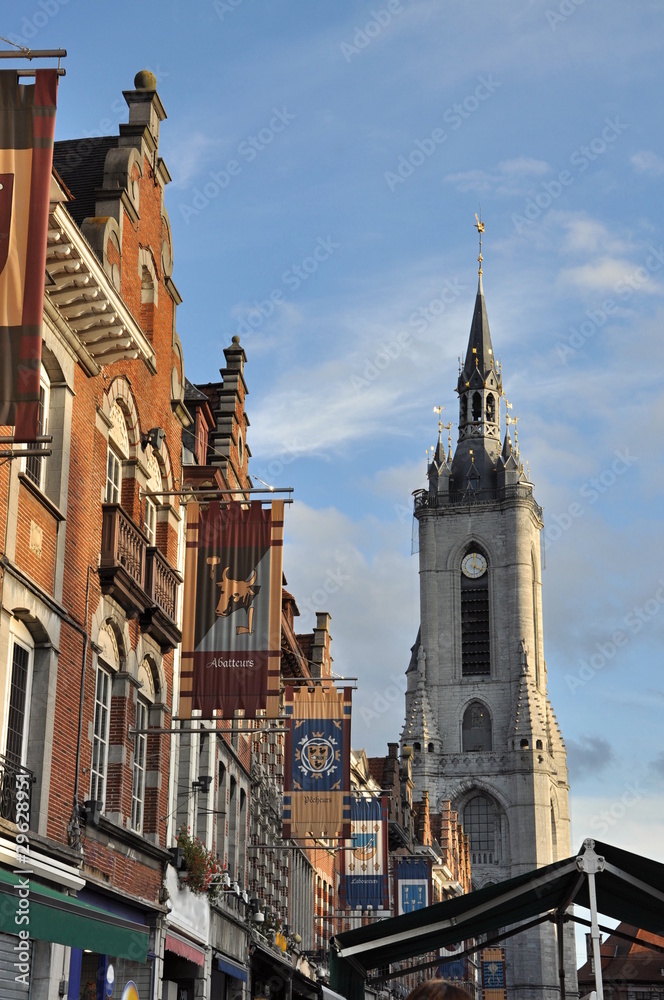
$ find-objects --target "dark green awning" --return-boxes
[0,868,149,961]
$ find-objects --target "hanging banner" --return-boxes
[340,795,389,912]
[0,70,58,441]
[480,947,507,1000]
[283,684,351,841]
[395,857,431,914]
[180,500,284,719]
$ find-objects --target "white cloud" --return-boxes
[166,130,231,187]
[630,149,664,176]
[444,157,550,195]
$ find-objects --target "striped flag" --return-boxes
[180,499,284,719]
[0,70,58,441]
[340,795,389,911]
[283,684,351,840]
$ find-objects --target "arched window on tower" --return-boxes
[462,701,492,751]
[460,395,467,424]
[472,391,482,421]
[461,546,490,676]
[486,393,495,423]
[464,794,497,865]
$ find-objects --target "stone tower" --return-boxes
[401,236,576,999]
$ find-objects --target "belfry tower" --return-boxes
[401,222,576,999]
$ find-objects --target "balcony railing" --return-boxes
[142,546,182,652]
[100,504,181,652]
[414,484,543,518]
[0,755,35,825]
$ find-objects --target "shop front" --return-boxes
[0,868,152,999]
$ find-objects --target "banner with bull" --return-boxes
[340,795,389,912]
[179,499,284,719]
[0,70,58,441]
[283,684,351,841]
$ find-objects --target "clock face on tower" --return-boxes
[461,551,488,578]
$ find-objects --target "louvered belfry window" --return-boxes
[461,554,490,676]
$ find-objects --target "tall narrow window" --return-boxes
[24,365,49,490]
[131,698,148,833]
[105,403,129,504]
[460,547,490,675]
[464,794,496,864]
[5,640,31,766]
[106,447,122,503]
[462,701,492,751]
[144,498,156,545]
[472,391,482,421]
[485,393,495,423]
[90,666,111,807]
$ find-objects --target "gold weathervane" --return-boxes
[474,212,485,276]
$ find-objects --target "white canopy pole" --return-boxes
[576,839,605,1000]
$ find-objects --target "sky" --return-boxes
[7,0,664,944]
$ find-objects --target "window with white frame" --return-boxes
[144,498,156,545]
[131,697,148,833]
[23,364,50,491]
[4,627,33,768]
[105,402,129,504]
[90,666,111,807]
[143,448,161,545]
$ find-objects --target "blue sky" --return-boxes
[8,0,664,912]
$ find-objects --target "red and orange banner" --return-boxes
[283,684,352,841]
[180,500,284,719]
[0,70,58,441]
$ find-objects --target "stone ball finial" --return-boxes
[232,335,241,345]
[134,69,157,91]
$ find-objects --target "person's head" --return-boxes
[404,980,469,1000]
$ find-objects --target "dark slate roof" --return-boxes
[184,377,209,403]
[53,136,117,226]
[461,274,495,380]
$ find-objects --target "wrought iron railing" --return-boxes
[414,484,543,519]
[0,754,35,825]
